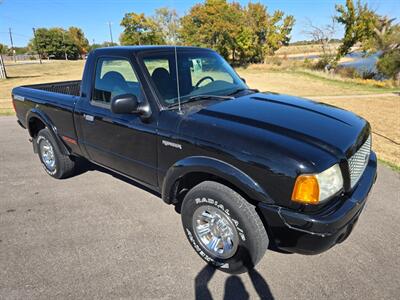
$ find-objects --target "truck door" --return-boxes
[75,56,158,186]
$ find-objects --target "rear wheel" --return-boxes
[181,181,269,274]
[36,128,75,179]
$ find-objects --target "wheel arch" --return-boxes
[26,109,70,155]
[161,156,274,207]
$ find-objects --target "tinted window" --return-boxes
[92,58,141,105]
[143,57,177,102]
[141,50,246,106]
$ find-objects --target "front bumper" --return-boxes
[258,151,378,254]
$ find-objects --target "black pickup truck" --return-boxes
[12,46,377,273]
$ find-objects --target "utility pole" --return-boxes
[32,28,42,64]
[62,31,68,60]
[107,21,113,45]
[8,28,16,62]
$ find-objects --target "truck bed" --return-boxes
[12,80,82,146]
[21,80,81,96]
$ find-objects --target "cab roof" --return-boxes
[91,45,212,56]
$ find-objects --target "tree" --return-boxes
[335,0,378,58]
[363,17,399,53]
[364,17,400,81]
[240,2,268,62]
[303,18,338,69]
[14,47,28,55]
[120,12,165,45]
[377,50,400,82]
[264,10,295,55]
[180,0,242,60]
[28,28,80,59]
[0,43,10,55]
[153,7,180,44]
[68,27,89,57]
[180,0,294,64]
[88,41,118,52]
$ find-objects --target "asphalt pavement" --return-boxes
[0,116,399,299]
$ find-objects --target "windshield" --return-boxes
[141,49,247,107]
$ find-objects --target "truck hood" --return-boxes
[190,92,369,157]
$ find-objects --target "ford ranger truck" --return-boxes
[12,46,377,274]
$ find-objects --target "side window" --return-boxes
[144,58,177,102]
[92,57,141,105]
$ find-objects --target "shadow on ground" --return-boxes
[195,265,274,300]
[73,158,161,198]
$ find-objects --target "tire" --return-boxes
[36,128,75,179]
[181,181,269,274]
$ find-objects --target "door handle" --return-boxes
[84,114,94,122]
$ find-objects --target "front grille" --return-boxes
[348,135,371,188]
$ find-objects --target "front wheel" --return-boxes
[181,181,269,274]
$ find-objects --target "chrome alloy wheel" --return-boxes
[39,138,56,171]
[192,205,239,259]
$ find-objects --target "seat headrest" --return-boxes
[102,71,127,86]
[151,68,171,81]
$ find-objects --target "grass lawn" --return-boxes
[1,60,399,168]
[310,95,400,167]
[0,60,85,113]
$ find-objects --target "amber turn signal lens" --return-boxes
[291,175,320,204]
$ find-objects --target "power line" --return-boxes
[0,31,31,38]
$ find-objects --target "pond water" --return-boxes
[339,51,381,74]
[288,51,382,78]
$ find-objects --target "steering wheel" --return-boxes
[195,76,214,89]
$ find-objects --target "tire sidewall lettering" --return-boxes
[194,197,246,241]
[185,228,224,267]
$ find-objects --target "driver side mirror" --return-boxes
[111,94,139,114]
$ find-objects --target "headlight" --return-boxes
[291,164,343,204]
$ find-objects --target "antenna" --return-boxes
[174,45,182,114]
[172,0,182,114]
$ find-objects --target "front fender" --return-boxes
[162,156,273,205]
[26,109,70,155]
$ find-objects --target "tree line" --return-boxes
[29,27,89,60]
[0,27,90,59]
[1,0,398,80]
[119,0,398,79]
[119,0,294,64]
[2,0,294,64]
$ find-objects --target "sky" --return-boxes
[0,0,399,47]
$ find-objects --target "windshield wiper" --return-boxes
[228,88,259,96]
[168,94,233,108]
[188,94,234,101]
